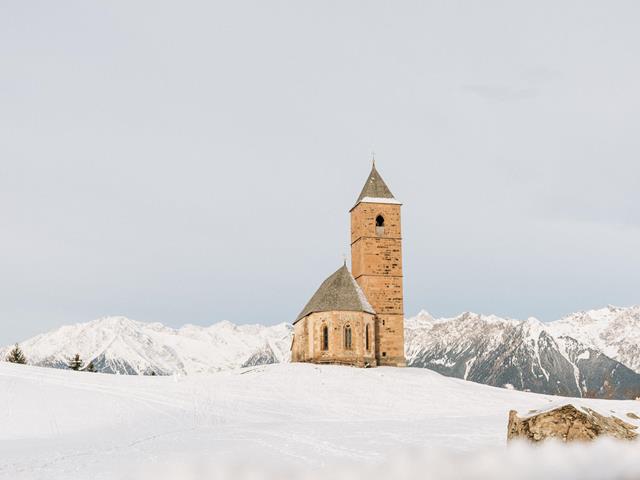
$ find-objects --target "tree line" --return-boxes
[5,344,96,372]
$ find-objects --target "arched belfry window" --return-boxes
[375,215,385,236]
[365,324,370,351]
[321,325,329,351]
[344,324,352,350]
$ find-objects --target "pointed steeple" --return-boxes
[353,163,399,208]
[294,264,375,323]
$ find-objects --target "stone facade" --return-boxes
[351,201,405,367]
[291,311,377,367]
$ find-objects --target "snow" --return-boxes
[0,317,292,375]
[430,357,456,367]
[547,305,640,373]
[357,196,402,205]
[7,305,638,380]
[406,306,640,376]
[464,356,476,380]
[577,350,591,360]
[555,337,583,393]
[404,311,518,364]
[1,362,639,479]
[515,399,640,427]
[519,318,552,381]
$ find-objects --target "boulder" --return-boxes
[507,404,638,443]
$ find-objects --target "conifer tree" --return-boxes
[68,353,84,371]
[84,360,96,373]
[5,344,27,364]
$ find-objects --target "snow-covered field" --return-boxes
[1,362,639,480]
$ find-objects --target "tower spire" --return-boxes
[352,160,396,208]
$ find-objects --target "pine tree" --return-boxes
[84,360,96,373]
[5,344,27,364]
[68,353,84,371]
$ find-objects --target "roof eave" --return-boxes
[293,308,377,325]
[349,197,403,212]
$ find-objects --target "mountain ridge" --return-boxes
[1,316,292,375]
[547,305,640,373]
[3,306,639,399]
[405,306,640,399]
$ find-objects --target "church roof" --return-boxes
[294,264,375,324]
[352,163,401,209]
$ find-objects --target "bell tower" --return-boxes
[350,163,405,367]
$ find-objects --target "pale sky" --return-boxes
[1,1,639,344]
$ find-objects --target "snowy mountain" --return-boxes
[3,306,639,399]
[405,310,640,399]
[547,305,640,374]
[0,316,292,375]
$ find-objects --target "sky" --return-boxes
[1,1,639,344]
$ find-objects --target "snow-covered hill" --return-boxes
[0,316,292,375]
[1,362,639,480]
[405,309,640,399]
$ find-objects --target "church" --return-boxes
[291,163,406,367]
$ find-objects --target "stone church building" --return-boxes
[291,164,405,367]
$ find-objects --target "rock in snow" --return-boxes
[507,403,639,442]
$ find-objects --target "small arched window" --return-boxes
[321,324,329,351]
[344,324,352,350]
[375,215,385,236]
[365,324,370,351]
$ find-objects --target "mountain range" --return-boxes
[0,316,292,375]
[2,305,639,399]
[405,306,640,399]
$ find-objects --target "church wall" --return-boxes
[351,201,406,367]
[350,203,401,245]
[291,311,376,367]
[375,314,405,367]
[291,317,308,363]
[354,275,403,315]
[351,237,402,280]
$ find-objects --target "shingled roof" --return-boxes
[354,163,396,205]
[294,264,375,323]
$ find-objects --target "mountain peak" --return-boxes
[521,317,545,330]
[89,316,138,327]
